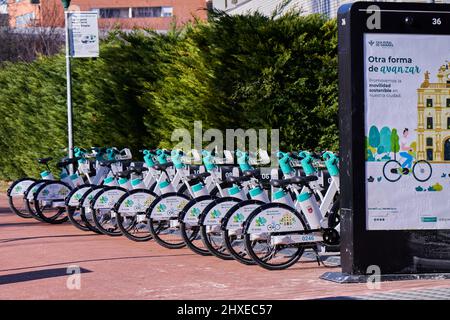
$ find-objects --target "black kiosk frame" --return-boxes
[329,1,450,282]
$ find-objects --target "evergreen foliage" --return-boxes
[0,12,338,180]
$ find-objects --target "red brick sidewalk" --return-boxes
[0,193,449,300]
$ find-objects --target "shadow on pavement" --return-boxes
[0,253,196,273]
[316,296,359,300]
[0,222,42,228]
[0,233,99,243]
[0,267,92,285]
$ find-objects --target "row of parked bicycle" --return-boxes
[7,147,340,270]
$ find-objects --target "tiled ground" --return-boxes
[1,194,450,300]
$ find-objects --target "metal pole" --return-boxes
[64,10,74,174]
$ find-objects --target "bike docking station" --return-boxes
[322,1,450,283]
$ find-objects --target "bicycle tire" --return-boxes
[90,186,127,236]
[79,185,105,234]
[33,181,71,224]
[413,160,433,182]
[66,184,98,231]
[7,178,37,219]
[114,189,158,242]
[243,203,308,271]
[147,192,190,249]
[221,199,265,265]
[382,160,402,183]
[199,197,241,260]
[179,195,218,256]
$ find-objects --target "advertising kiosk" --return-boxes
[329,1,450,282]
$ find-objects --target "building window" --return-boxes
[427,149,433,161]
[447,98,450,108]
[427,117,433,129]
[132,7,173,18]
[161,7,173,17]
[16,12,35,26]
[99,8,129,19]
[426,137,433,147]
[447,117,450,129]
[426,99,433,107]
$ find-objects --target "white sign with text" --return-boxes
[68,12,99,58]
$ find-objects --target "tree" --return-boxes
[0,12,340,179]
[391,128,400,159]
[368,126,380,149]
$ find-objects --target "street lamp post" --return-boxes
[62,0,73,173]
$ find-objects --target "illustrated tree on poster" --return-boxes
[390,128,400,160]
[379,126,392,160]
[368,125,380,161]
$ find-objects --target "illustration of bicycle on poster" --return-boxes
[382,128,432,182]
[366,125,433,183]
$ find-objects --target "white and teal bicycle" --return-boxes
[241,151,340,270]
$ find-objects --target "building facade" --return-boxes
[0,0,7,26]
[417,62,450,162]
[217,0,450,18]
[211,0,245,11]
[7,0,208,30]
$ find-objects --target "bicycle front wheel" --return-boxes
[243,203,307,271]
[7,178,37,219]
[413,160,432,182]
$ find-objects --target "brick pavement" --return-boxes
[1,194,449,300]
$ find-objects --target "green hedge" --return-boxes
[0,12,338,180]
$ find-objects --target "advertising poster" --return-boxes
[68,12,99,58]
[365,33,450,230]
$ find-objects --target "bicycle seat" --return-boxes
[270,179,291,188]
[187,172,211,180]
[99,160,116,167]
[270,176,318,188]
[116,170,132,178]
[129,167,149,175]
[243,169,261,179]
[56,157,80,168]
[38,157,53,164]
[226,175,250,184]
[153,162,173,171]
[288,176,319,185]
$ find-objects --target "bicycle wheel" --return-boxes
[79,186,105,234]
[179,195,217,256]
[33,181,71,224]
[7,178,37,219]
[221,199,265,265]
[23,181,47,222]
[90,186,127,236]
[413,160,432,182]
[243,203,307,271]
[114,189,157,242]
[199,197,241,260]
[327,197,341,229]
[66,184,98,231]
[382,160,402,182]
[147,192,190,249]
[67,206,90,231]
